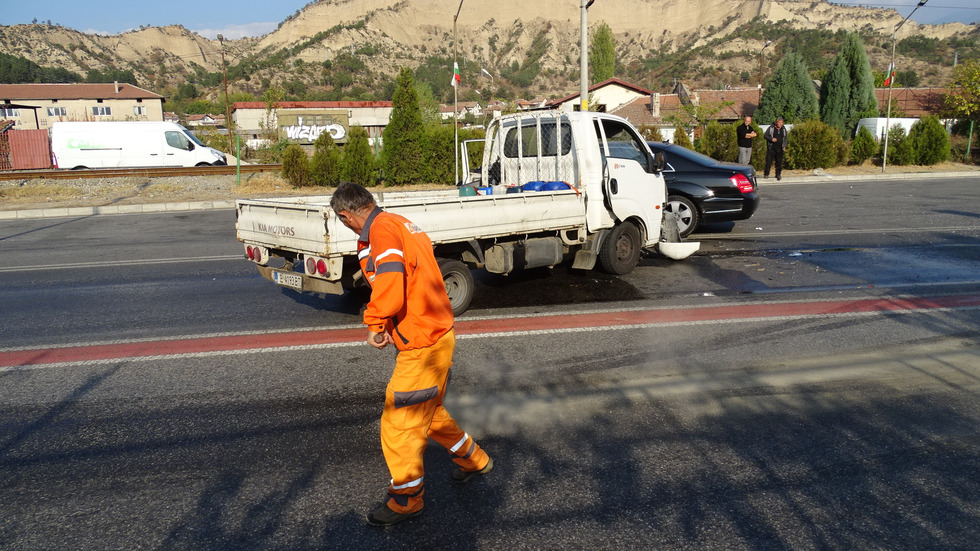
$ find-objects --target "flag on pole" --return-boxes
[883,62,895,87]
[451,62,461,88]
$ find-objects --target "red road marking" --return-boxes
[2,294,978,368]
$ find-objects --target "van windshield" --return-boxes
[182,130,205,147]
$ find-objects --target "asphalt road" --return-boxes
[0,177,978,549]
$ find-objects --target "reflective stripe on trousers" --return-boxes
[381,328,489,513]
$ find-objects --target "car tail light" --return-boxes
[731,173,754,193]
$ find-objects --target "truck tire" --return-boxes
[599,222,641,275]
[438,258,474,316]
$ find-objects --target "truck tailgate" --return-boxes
[236,198,351,257]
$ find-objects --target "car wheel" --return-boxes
[599,222,642,275]
[437,258,474,316]
[666,195,699,238]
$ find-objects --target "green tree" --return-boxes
[908,116,950,165]
[415,81,441,127]
[885,125,915,166]
[637,124,665,142]
[340,126,376,187]
[819,32,878,136]
[944,59,980,161]
[756,52,819,125]
[850,126,878,165]
[282,144,311,186]
[309,132,341,187]
[590,22,616,84]
[380,68,426,186]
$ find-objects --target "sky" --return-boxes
[2,0,978,39]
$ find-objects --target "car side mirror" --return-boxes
[652,151,666,173]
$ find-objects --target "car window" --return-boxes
[165,131,190,150]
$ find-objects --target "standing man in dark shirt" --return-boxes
[764,117,788,180]
[736,115,757,165]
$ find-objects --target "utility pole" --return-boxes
[758,40,772,105]
[580,0,595,111]
[883,0,928,172]
[453,0,464,185]
[217,34,234,159]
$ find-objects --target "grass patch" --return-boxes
[0,183,82,200]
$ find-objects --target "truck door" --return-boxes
[164,130,195,167]
[594,117,665,246]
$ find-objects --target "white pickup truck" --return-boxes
[236,110,698,314]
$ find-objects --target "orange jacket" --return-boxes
[357,207,454,350]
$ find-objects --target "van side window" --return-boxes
[166,131,189,150]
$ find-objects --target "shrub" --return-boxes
[282,144,311,186]
[637,124,665,142]
[785,119,845,170]
[907,116,950,165]
[850,126,878,164]
[673,126,694,150]
[697,121,737,162]
[884,125,915,166]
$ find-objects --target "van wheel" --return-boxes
[599,222,641,275]
[437,258,474,316]
[195,162,210,167]
[70,166,88,170]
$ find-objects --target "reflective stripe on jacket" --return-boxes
[357,207,454,350]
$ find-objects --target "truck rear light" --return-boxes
[244,244,268,265]
[305,257,316,274]
[316,259,327,275]
[304,256,329,277]
[731,173,754,193]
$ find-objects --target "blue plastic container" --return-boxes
[522,181,546,192]
[541,181,569,191]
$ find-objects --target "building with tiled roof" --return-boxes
[0,83,164,130]
[547,78,656,113]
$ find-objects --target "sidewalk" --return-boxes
[1,170,977,221]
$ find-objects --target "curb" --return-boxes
[1,171,977,220]
[0,200,238,220]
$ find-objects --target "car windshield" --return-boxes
[182,130,206,147]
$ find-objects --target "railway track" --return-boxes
[0,164,282,182]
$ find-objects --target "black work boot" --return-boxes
[365,503,423,526]
[451,457,494,484]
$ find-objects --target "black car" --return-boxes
[647,141,760,237]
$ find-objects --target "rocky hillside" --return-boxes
[1,0,976,98]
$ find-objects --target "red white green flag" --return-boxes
[451,62,461,88]
[883,62,895,86]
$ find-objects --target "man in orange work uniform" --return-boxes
[329,182,493,526]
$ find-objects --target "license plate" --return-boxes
[272,270,303,290]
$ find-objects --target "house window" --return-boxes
[47,107,67,116]
[134,106,147,115]
[92,106,112,116]
[0,108,20,117]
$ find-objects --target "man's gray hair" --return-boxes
[330,182,376,214]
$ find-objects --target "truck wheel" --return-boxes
[666,195,698,238]
[437,258,474,316]
[599,222,641,275]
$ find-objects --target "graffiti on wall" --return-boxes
[278,110,349,144]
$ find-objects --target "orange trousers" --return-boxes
[381,329,489,514]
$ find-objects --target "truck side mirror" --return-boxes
[652,151,666,173]
[186,141,195,151]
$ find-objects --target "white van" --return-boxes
[51,121,227,169]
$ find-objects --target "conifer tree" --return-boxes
[756,52,819,125]
[309,131,341,187]
[673,126,693,150]
[590,22,616,84]
[340,126,376,187]
[380,67,426,186]
[820,32,878,136]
